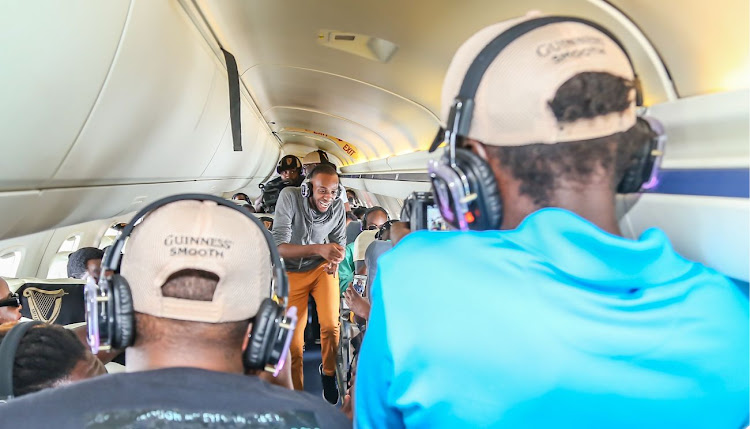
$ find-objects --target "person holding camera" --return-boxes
[355,13,748,428]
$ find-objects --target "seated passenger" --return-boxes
[352,206,389,278]
[345,214,362,245]
[352,230,377,276]
[0,277,22,323]
[259,216,274,231]
[259,155,305,213]
[0,321,106,398]
[301,150,333,176]
[231,192,250,203]
[237,201,256,213]
[352,206,367,221]
[346,189,361,208]
[2,198,350,428]
[66,247,104,283]
[344,220,395,321]
[356,14,749,428]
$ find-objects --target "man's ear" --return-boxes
[241,323,252,352]
[463,138,490,161]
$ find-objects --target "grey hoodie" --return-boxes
[272,186,346,272]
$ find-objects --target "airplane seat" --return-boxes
[6,278,85,325]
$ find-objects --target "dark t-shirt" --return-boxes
[2,367,351,428]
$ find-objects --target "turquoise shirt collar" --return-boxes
[499,208,694,290]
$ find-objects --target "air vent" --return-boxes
[317,30,398,63]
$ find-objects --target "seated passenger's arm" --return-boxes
[355,273,404,428]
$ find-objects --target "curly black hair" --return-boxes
[66,247,104,279]
[0,323,87,397]
[486,72,654,207]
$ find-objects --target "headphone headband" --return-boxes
[0,321,43,401]
[431,15,641,152]
[459,16,638,103]
[103,194,288,301]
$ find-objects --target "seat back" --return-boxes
[7,278,85,325]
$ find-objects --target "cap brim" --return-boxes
[428,127,446,152]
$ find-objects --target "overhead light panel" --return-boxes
[317,30,398,63]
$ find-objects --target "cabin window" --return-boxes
[99,225,122,249]
[0,250,22,278]
[59,235,81,252]
[47,234,82,279]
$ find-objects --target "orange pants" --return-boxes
[288,262,340,390]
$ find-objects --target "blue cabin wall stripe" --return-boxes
[649,168,749,198]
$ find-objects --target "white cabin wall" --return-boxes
[0,0,280,240]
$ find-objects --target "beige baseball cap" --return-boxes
[303,151,325,165]
[121,200,271,323]
[353,230,378,262]
[439,11,637,147]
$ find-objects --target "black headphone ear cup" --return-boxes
[300,181,311,198]
[244,298,280,370]
[110,275,135,350]
[454,149,503,230]
[617,118,657,194]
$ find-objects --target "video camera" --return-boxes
[400,192,448,231]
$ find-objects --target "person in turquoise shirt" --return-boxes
[355,13,749,429]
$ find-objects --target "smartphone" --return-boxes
[352,274,367,295]
[425,204,447,231]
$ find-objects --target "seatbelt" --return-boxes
[221,48,242,151]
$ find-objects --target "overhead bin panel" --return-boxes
[0,1,131,190]
[201,98,280,180]
[52,0,229,187]
[0,179,245,240]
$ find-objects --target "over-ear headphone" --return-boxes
[428,16,666,231]
[300,165,343,200]
[86,194,296,375]
[0,321,43,401]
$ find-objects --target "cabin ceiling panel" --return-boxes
[0,0,131,190]
[244,65,440,159]
[266,108,384,162]
[197,0,685,169]
[52,0,228,186]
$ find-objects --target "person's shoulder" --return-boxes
[390,230,490,254]
[0,371,123,420]
[365,239,391,258]
[379,230,522,276]
[278,186,301,201]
